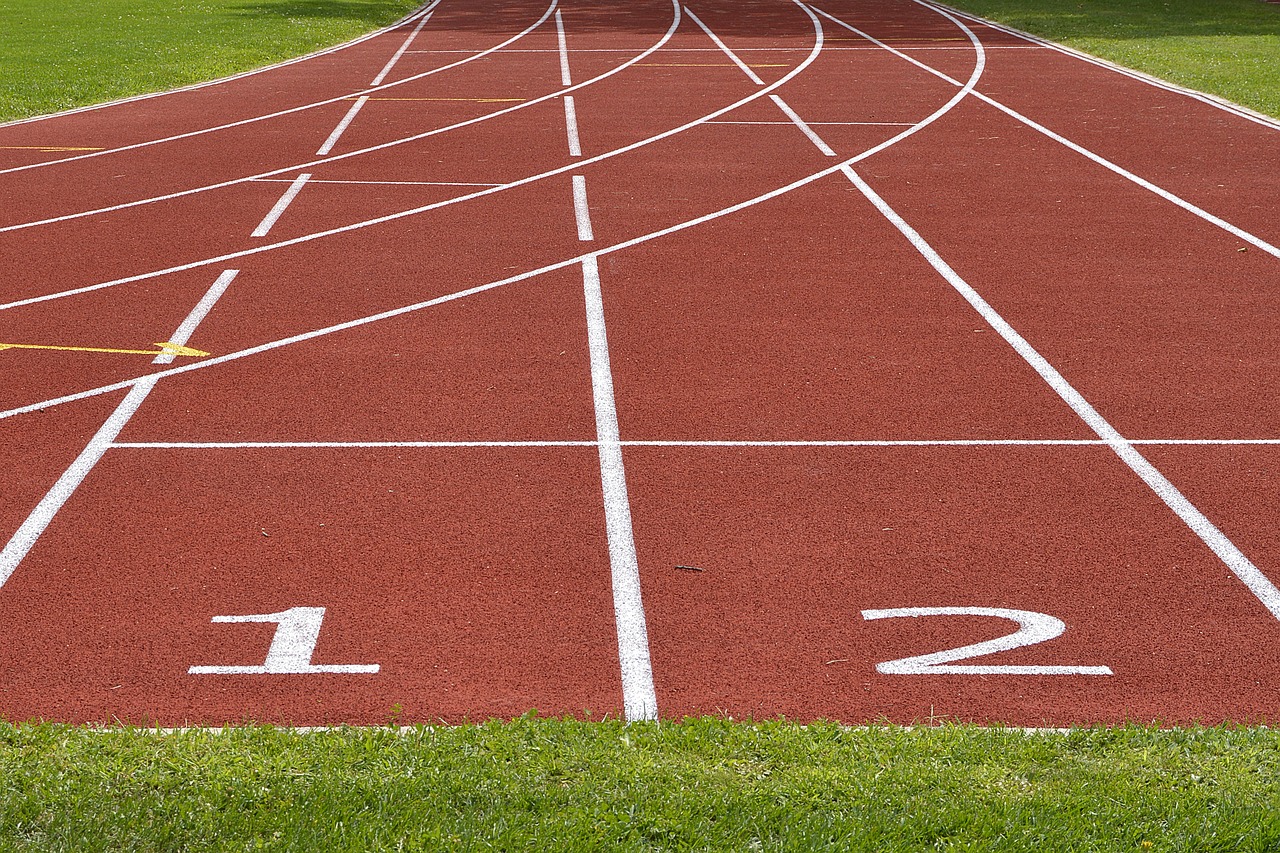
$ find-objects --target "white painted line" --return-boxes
[316,96,368,156]
[684,7,765,85]
[842,162,1280,622]
[371,7,435,86]
[572,175,594,241]
[770,94,836,155]
[555,10,573,86]
[0,0,663,236]
[813,5,1280,261]
[153,269,238,364]
[251,178,501,187]
[564,95,583,156]
[109,438,1280,449]
[708,120,913,126]
[251,175,311,238]
[582,255,658,722]
[115,441,600,449]
[0,270,235,588]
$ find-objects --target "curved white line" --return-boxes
[0,0,986,422]
[0,0,552,180]
[0,1,437,132]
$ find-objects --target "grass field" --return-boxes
[0,0,421,122]
[3,0,1280,848]
[946,0,1280,119]
[3,719,1280,850]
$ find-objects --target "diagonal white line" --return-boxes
[684,7,765,85]
[251,174,310,238]
[770,94,836,155]
[152,269,238,364]
[843,163,1280,622]
[371,7,435,86]
[555,9,573,85]
[572,175,594,241]
[316,97,368,156]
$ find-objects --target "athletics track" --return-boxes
[0,0,1278,727]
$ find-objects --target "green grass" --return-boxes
[2,718,1280,850]
[0,0,422,122]
[945,0,1280,119]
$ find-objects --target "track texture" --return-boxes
[1,0,1278,726]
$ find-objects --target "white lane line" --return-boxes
[709,120,913,126]
[770,94,836,155]
[572,175,594,241]
[0,0,439,134]
[842,163,1280,622]
[0,0,534,178]
[0,270,236,588]
[371,7,435,86]
[926,0,1280,132]
[0,2,981,425]
[0,0,649,236]
[555,9,573,86]
[153,269,238,364]
[813,5,1280,261]
[684,7,765,85]
[251,174,311,238]
[564,95,583,156]
[316,96,368,156]
[582,254,658,722]
[252,178,501,187]
[110,438,1280,449]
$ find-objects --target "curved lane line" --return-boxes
[0,0,987,423]
[0,0,548,178]
[0,1,438,132]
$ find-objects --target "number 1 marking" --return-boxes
[861,607,1113,675]
[189,607,379,675]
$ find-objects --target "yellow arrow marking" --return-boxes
[0,341,210,357]
[0,145,106,152]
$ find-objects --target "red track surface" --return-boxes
[1,0,1279,726]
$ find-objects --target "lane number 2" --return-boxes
[860,607,1112,676]
[189,607,379,675]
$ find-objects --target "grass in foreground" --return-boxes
[0,0,421,122]
[2,718,1280,851]
[945,0,1280,119]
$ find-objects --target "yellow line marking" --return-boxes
[0,341,210,358]
[345,97,526,102]
[0,145,106,152]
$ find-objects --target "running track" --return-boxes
[1,0,1278,727]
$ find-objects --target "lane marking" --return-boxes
[637,63,787,68]
[708,120,913,126]
[770,94,836,155]
[347,97,526,102]
[316,96,368,156]
[555,9,573,86]
[813,5,1280,261]
[684,7,765,85]
[564,96,583,156]
[0,341,209,358]
[251,178,501,187]
[113,438,1280,450]
[0,2,989,425]
[251,174,310,238]
[153,269,239,364]
[0,0,655,236]
[370,6,435,86]
[842,163,1280,622]
[572,175,594,241]
[582,254,658,722]
[0,0,440,135]
[0,270,236,588]
[190,607,379,675]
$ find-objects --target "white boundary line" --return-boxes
[843,163,1280,622]
[564,96,583,156]
[152,269,239,365]
[0,0,983,423]
[251,174,311,237]
[770,94,836,155]
[572,175,595,241]
[684,7,765,85]
[0,0,546,180]
[924,0,1280,132]
[0,2,437,132]
[108,439,1280,449]
[316,97,369,156]
[582,254,659,722]
[370,7,435,87]
[0,270,238,587]
[555,10,574,86]
[813,4,1280,261]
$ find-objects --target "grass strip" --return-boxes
[0,0,422,123]
[944,0,1280,120]
[2,718,1280,851]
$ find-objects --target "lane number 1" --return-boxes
[189,607,379,675]
[861,607,1112,675]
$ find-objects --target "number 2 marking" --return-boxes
[189,607,379,675]
[860,607,1112,675]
